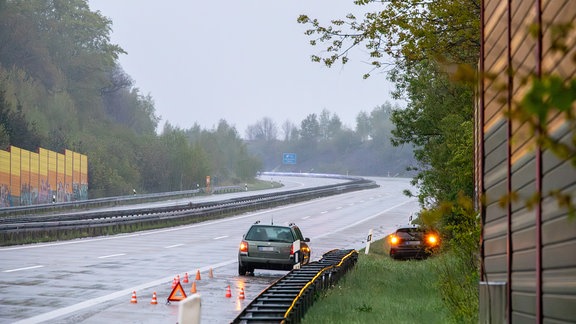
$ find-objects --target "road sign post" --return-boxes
[365,229,373,255]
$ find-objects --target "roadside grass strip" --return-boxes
[301,240,450,324]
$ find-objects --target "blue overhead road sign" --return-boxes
[283,153,297,164]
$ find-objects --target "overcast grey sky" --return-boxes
[88,1,399,136]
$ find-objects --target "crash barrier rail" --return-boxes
[0,172,357,217]
[232,249,359,324]
[0,186,247,217]
[0,177,378,244]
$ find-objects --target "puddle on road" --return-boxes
[9,268,291,323]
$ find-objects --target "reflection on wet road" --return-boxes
[0,177,418,323]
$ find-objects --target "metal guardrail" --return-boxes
[0,186,248,217]
[0,177,379,245]
[0,172,359,217]
[0,188,205,217]
[232,249,359,324]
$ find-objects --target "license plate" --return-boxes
[258,246,274,252]
[406,241,421,245]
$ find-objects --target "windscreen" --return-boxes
[246,226,294,242]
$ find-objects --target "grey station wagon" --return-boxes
[238,222,311,275]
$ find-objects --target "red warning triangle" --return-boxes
[167,281,187,302]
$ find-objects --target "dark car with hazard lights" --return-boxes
[238,222,311,275]
[387,224,440,260]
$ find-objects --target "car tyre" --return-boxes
[238,264,247,276]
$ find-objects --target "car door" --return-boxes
[292,226,311,263]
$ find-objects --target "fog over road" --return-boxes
[0,176,418,323]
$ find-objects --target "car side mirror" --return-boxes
[304,238,310,242]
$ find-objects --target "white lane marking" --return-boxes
[320,211,328,214]
[3,265,44,273]
[10,198,416,323]
[12,259,237,324]
[165,244,184,248]
[97,253,125,259]
[336,206,343,210]
[213,235,228,240]
[302,216,310,220]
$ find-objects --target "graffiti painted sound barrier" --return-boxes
[0,146,88,207]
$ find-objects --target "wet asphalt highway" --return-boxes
[0,176,418,323]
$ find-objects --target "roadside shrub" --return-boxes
[417,193,480,323]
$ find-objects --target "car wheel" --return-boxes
[238,264,247,276]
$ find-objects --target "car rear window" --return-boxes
[396,228,424,239]
[246,226,294,243]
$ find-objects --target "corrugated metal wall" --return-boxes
[479,0,576,322]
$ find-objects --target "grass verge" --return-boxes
[301,239,466,324]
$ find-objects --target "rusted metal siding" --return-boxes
[479,0,575,322]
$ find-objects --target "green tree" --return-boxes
[299,3,480,320]
[327,113,343,141]
[245,117,278,141]
[298,0,479,76]
[0,90,42,151]
[300,113,320,143]
[390,59,475,205]
[196,120,260,183]
[298,113,321,164]
[0,0,262,199]
[355,111,371,142]
[281,120,298,142]
[332,127,362,155]
[298,0,479,206]
[368,103,394,147]
[190,141,211,186]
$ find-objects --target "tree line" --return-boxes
[0,0,413,199]
[0,0,261,197]
[298,0,481,321]
[245,104,415,176]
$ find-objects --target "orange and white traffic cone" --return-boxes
[171,277,177,289]
[176,274,181,283]
[150,292,158,305]
[208,268,214,279]
[190,281,197,294]
[130,291,138,304]
[239,288,245,300]
[183,272,189,284]
[225,285,232,298]
[195,269,201,280]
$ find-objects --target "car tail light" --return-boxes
[426,234,439,246]
[290,244,294,255]
[239,241,249,253]
[389,235,400,245]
